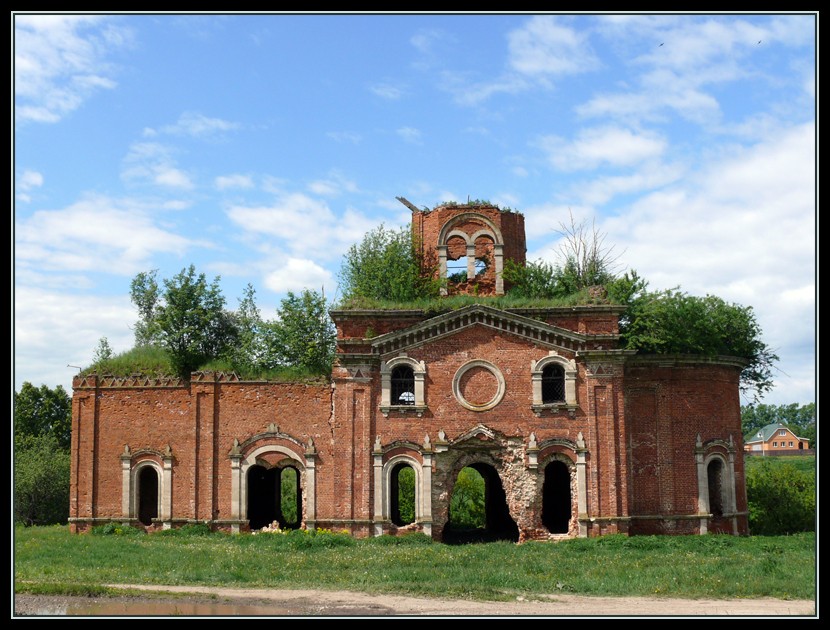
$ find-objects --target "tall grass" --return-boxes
[14,526,815,602]
[82,345,330,383]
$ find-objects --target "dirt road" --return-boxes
[13,584,817,617]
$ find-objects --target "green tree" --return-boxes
[262,289,336,375]
[396,466,415,524]
[14,433,71,526]
[14,382,72,450]
[449,467,486,529]
[503,258,563,299]
[280,468,298,525]
[129,269,161,346]
[505,212,630,300]
[745,459,815,535]
[92,336,114,363]
[224,283,264,373]
[338,224,440,303]
[131,265,238,379]
[618,288,778,404]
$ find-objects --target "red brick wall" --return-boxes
[69,375,332,532]
[625,356,749,535]
[70,326,747,539]
[412,204,526,293]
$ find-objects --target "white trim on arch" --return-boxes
[123,459,169,527]
[531,352,578,407]
[380,355,427,414]
[235,445,306,523]
[696,443,738,535]
[383,455,424,525]
[436,213,506,294]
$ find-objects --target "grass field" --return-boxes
[14,525,815,602]
[15,455,817,603]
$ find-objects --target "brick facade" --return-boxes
[69,204,750,539]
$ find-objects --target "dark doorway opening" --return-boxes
[248,465,279,531]
[138,466,159,526]
[391,463,416,526]
[280,466,302,528]
[443,462,519,544]
[248,465,302,531]
[707,459,724,517]
[542,460,572,533]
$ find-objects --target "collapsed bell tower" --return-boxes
[402,198,527,297]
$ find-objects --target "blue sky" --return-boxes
[13,12,816,408]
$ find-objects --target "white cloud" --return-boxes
[307,171,359,197]
[584,15,814,126]
[595,123,815,404]
[396,127,423,144]
[14,14,130,124]
[370,83,405,99]
[442,71,532,106]
[154,111,240,138]
[536,126,667,172]
[14,285,136,394]
[15,194,201,274]
[225,193,377,261]
[410,28,445,56]
[15,169,44,202]
[433,16,600,107]
[507,15,600,77]
[121,142,195,190]
[153,167,193,189]
[215,174,254,190]
[263,257,335,294]
[571,162,685,206]
[326,131,362,144]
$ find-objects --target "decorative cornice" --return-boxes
[370,304,588,356]
[236,424,306,454]
[73,374,186,389]
[625,353,749,369]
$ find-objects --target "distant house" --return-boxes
[744,423,810,454]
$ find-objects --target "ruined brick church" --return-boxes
[69,201,749,541]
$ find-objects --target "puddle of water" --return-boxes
[39,601,301,616]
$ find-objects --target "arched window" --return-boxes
[380,357,426,415]
[541,364,565,404]
[391,365,415,406]
[531,353,577,412]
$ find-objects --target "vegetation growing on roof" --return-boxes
[75,203,777,401]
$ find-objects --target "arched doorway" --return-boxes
[279,466,302,529]
[390,462,416,526]
[137,466,159,526]
[542,460,572,534]
[248,465,303,531]
[707,459,724,517]
[443,462,519,544]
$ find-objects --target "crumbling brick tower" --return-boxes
[407,199,526,296]
[69,200,749,540]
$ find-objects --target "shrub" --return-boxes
[14,434,70,527]
[746,459,815,535]
[90,522,145,536]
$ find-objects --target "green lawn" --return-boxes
[14,525,815,602]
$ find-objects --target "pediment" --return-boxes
[370,304,586,357]
[454,423,497,445]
